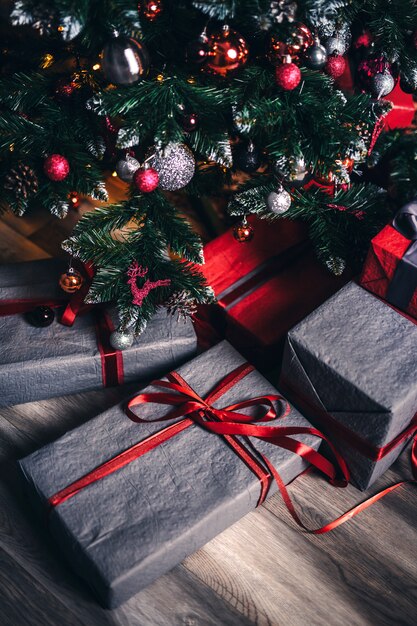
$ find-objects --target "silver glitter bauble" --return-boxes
[306,41,328,70]
[115,155,140,182]
[371,72,395,98]
[267,187,291,214]
[149,143,195,191]
[274,155,311,188]
[109,330,135,350]
[325,36,346,56]
[102,36,150,86]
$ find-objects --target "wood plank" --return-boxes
[183,453,417,626]
[0,220,50,263]
[0,206,53,236]
[0,545,87,626]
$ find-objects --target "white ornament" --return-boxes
[109,330,135,350]
[267,187,291,214]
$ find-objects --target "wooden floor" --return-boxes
[0,198,416,626]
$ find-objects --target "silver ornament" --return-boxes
[371,72,395,98]
[102,36,150,86]
[325,36,346,56]
[109,330,135,350]
[306,40,328,70]
[274,155,311,187]
[149,143,195,191]
[267,187,291,214]
[115,155,140,182]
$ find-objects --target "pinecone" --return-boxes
[165,291,198,321]
[325,256,346,277]
[5,163,39,200]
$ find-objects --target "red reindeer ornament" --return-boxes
[127,262,171,306]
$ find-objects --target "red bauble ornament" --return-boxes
[267,22,313,66]
[275,59,301,90]
[181,112,199,132]
[139,0,163,20]
[325,54,346,78]
[233,218,254,243]
[206,25,249,76]
[354,30,373,49]
[286,22,314,58]
[43,154,70,181]
[134,167,159,193]
[267,36,288,65]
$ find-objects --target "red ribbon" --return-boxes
[47,362,414,534]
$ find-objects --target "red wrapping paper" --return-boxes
[360,224,417,319]
[383,82,415,130]
[203,216,349,366]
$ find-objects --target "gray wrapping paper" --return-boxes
[281,281,417,490]
[0,259,197,407]
[20,340,320,608]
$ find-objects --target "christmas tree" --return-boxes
[1,0,416,341]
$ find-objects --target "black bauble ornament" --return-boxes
[102,35,150,85]
[234,142,261,173]
[25,306,55,328]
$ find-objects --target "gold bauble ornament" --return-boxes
[59,268,84,293]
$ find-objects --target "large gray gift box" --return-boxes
[0,258,197,407]
[19,341,320,608]
[280,281,417,490]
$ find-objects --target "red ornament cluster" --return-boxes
[134,167,159,193]
[43,154,70,181]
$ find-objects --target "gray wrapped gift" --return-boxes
[19,341,321,608]
[0,258,197,407]
[280,281,417,490]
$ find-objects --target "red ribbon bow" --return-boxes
[48,362,417,533]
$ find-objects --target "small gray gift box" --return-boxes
[19,341,320,608]
[280,281,417,490]
[0,258,197,407]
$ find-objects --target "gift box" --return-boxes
[0,258,197,407]
[360,199,417,320]
[280,281,417,490]
[202,216,349,367]
[383,82,415,130]
[19,340,323,608]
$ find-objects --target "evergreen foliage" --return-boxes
[0,0,416,332]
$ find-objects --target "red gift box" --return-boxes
[360,223,417,319]
[383,82,415,130]
[203,216,349,367]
